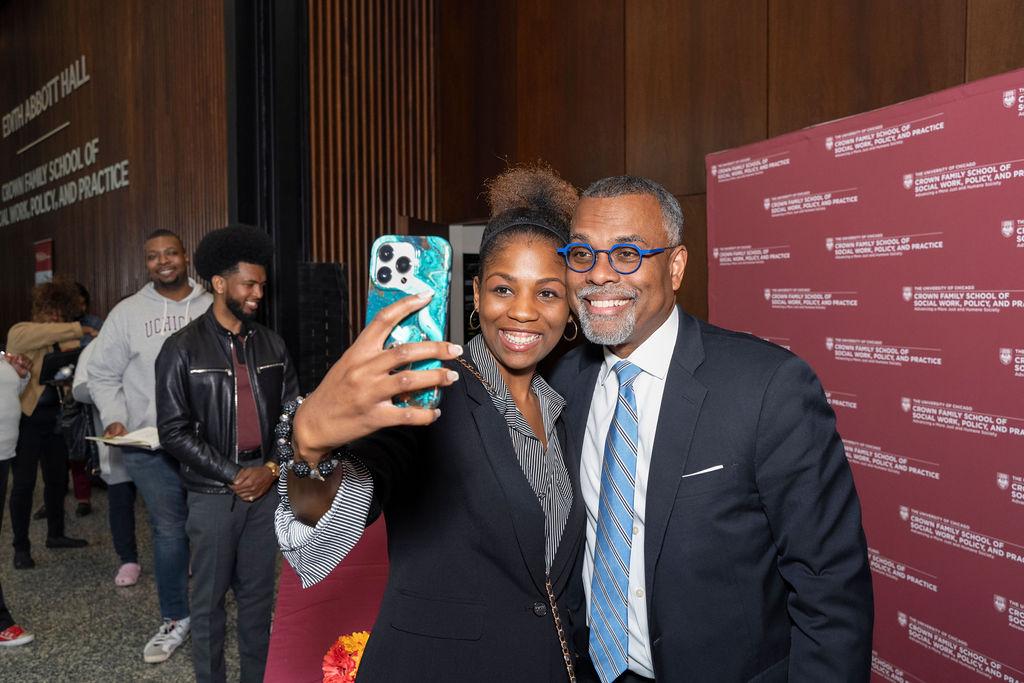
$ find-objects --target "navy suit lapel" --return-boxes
[562,345,602,469]
[550,344,601,590]
[644,311,707,592]
[466,371,549,594]
[548,418,585,592]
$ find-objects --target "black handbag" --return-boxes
[59,392,98,471]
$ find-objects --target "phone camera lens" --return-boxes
[377,266,392,284]
[379,245,394,262]
[396,256,412,274]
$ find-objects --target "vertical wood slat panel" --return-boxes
[307,0,437,331]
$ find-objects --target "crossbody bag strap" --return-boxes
[546,576,577,683]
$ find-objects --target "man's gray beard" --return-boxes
[575,289,637,346]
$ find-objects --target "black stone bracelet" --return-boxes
[275,395,345,481]
[290,458,341,480]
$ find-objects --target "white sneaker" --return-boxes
[143,617,191,663]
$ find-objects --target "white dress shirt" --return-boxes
[581,307,679,678]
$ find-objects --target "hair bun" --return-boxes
[485,161,577,224]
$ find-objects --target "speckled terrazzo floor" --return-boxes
[0,478,281,682]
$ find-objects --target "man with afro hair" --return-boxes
[156,224,298,683]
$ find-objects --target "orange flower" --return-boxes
[323,631,370,683]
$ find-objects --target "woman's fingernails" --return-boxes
[447,371,460,382]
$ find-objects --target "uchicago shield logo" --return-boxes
[901,397,911,412]
[995,595,1007,613]
[997,472,1010,490]
[825,237,834,251]
[763,288,772,301]
[1000,348,1013,365]
[1002,220,1015,238]
[903,173,914,189]
[711,164,718,177]
[825,337,834,351]
[898,612,908,628]
[902,286,913,302]
[825,136,834,150]
[763,198,771,211]
[899,505,909,521]
[713,247,720,259]
[1005,90,1017,108]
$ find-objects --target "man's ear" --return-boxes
[670,245,687,291]
[211,274,226,295]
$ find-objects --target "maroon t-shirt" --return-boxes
[234,336,262,452]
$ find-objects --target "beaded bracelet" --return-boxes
[275,396,344,481]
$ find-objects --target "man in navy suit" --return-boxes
[550,176,873,683]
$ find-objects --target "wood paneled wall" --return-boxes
[966,0,1024,80]
[626,0,768,197]
[305,1,1024,327]
[6,1,1023,338]
[307,0,437,328]
[767,0,968,137]
[515,0,626,188]
[0,0,227,335]
[431,0,1024,322]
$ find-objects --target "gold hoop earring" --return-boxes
[563,316,578,341]
[468,309,480,330]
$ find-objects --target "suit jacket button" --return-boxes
[533,602,547,617]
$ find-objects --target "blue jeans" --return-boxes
[108,481,139,564]
[122,448,189,621]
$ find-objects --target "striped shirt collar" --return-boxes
[467,333,566,434]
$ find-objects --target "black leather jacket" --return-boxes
[155,309,299,493]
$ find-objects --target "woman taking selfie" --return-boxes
[276,164,585,681]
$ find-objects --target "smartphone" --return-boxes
[366,235,452,409]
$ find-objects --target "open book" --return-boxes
[86,426,161,450]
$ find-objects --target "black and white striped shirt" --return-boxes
[274,333,571,587]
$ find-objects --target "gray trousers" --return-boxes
[186,487,278,683]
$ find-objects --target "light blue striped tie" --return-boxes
[590,359,642,683]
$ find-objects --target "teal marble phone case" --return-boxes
[366,235,452,408]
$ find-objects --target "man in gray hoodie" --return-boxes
[87,229,212,664]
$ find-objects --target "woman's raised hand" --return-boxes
[291,291,462,463]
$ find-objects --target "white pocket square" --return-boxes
[681,464,724,478]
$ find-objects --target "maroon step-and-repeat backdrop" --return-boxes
[707,69,1024,683]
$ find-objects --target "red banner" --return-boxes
[33,237,52,284]
[707,69,1024,682]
